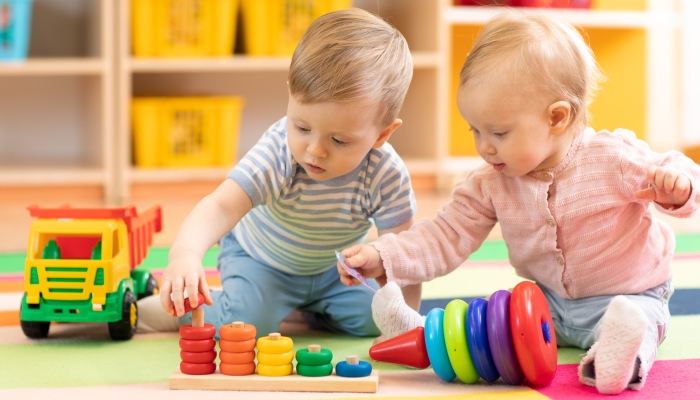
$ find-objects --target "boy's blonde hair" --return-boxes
[288,8,413,129]
[460,11,603,130]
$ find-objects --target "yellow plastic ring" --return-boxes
[444,299,479,384]
[257,363,293,377]
[256,336,293,354]
[257,351,294,366]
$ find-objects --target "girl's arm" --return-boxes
[161,179,253,317]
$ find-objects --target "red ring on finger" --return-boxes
[179,323,216,340]
[179,338,216,352]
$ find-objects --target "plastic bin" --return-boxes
[132,0,239,57]
[132,97,244,168]
[0,0,32,61]
[241,0,351,56]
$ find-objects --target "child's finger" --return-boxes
[170,278,186,316]
[343,246,367,268]
[159,280,174,316]
[200,277,214,306]
[646,164,658,183]
[663,170,678,193]
[634,187,656,200]
[185,274,200,309]
[672,175,690,198]
[654,166,667,189]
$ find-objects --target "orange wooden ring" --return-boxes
[180,361,216,375]
[219,338,256,352]
[179,323,216,340]
[220,362,256,376]
[219,323,256,341]
[219,350,255,364]
[180,350,217,364]
[179,338,216,352]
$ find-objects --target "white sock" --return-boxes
[136,295,181,333]
[371,282,425,339]
[578,296,648,394]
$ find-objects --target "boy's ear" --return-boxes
[373,119,403,148]
[547,101,572,135]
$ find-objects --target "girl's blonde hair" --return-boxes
[288,8,413,128]
[460,11,603,130]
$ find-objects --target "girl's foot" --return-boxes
[371,281,425,339]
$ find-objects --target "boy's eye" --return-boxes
[297,125,311,132]
[332,137,348,146]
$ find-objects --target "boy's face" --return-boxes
[286,94,399,181]
[456,77,572,178]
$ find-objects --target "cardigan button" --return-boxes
[556,256,564,265]
[547,219,556,227]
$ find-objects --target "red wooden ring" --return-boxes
[219,323,256,341]
[510,281,558,387]
[179,323,216,340]
[219,350,255,364]
[219,338,256,352]
[220,362,256,376]
[180,361,216,375]
[179,338,216,352]
[180,350,217,364]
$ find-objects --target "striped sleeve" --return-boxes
[228,118,290,207]
[367,145,417,230]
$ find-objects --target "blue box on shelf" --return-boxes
[0,0,33,61]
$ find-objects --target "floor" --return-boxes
[2,189,698,253]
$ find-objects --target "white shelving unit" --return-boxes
[115,0,449,201]
[0,0,114,198]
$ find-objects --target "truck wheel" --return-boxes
[108,291,137,340]
[20,320,50,339]
[138,276,159,300]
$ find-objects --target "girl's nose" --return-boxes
[478,138,496,155]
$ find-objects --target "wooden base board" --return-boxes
[169,368,378,393]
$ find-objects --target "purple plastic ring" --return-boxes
[486,290,525,385]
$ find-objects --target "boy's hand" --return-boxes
[635,165,692,207]
[337,244,387,287]
[159,252,213,317]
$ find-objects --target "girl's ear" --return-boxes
[373,119,403,148]
[547,101,572,135]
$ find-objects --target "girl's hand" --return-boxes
[337,244,387,287]
[159,252,213,317]
[634,164,692,207]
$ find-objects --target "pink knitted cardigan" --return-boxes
[373,128,700,299]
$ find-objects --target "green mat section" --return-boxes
[2,233,699,274]
[2,315,700,389]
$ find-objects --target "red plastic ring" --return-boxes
[219,350,255,364]
[220,362,256,376]
[179,338,216,352]
[180,350,217,364]
[219,338,256,352]
[510,281,558,387]
[172,293,205,314]
[179,323,216,340]
[180,361,216,375]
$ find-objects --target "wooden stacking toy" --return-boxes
[369,281,557,387]
[256,332,294,377]
[219,321,256,376]
[336,355,373,378]
[175,293,217,375]
[295,344,333,377]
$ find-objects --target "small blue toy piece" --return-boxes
[335,356,372,378]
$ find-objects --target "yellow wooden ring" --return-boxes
[257,351,294,366]
[256,336,293,354]
[257,363,293,377]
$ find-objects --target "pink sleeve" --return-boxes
[371,170,497,286]
[617,129,700,218]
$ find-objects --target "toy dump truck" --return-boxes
[20,204,162,340]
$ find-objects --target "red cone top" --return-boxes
[369,326,431,369]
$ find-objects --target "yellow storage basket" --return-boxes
[241,0,351,56]
[132,97,244,168]
[132,0,239,57]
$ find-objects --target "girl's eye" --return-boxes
[493,132,507,138]
[332,137,348,146]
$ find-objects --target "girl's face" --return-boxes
[286,94,400,181]
[456,77,573,178]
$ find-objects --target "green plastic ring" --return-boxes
[444,299,480,384]
[296,363,333,377]
[295,348,333,366]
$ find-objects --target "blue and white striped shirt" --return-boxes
[228,117,416,275]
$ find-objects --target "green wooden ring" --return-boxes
[444,299,480,384]
[296,363,333,377]
[295,348,333,366]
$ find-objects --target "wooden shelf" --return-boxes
[128,167,232,183]
[444,7,681,28]
[0,58,105,76]
[128,51,440,73]
[0,166,105,186]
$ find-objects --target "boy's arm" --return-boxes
[378,217,421,313]
[161,179,252,317]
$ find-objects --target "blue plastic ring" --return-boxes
[335,360,372,377]
[424,308,456,382]
[467,297,500,382]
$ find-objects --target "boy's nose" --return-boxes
[307,140,327,158]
